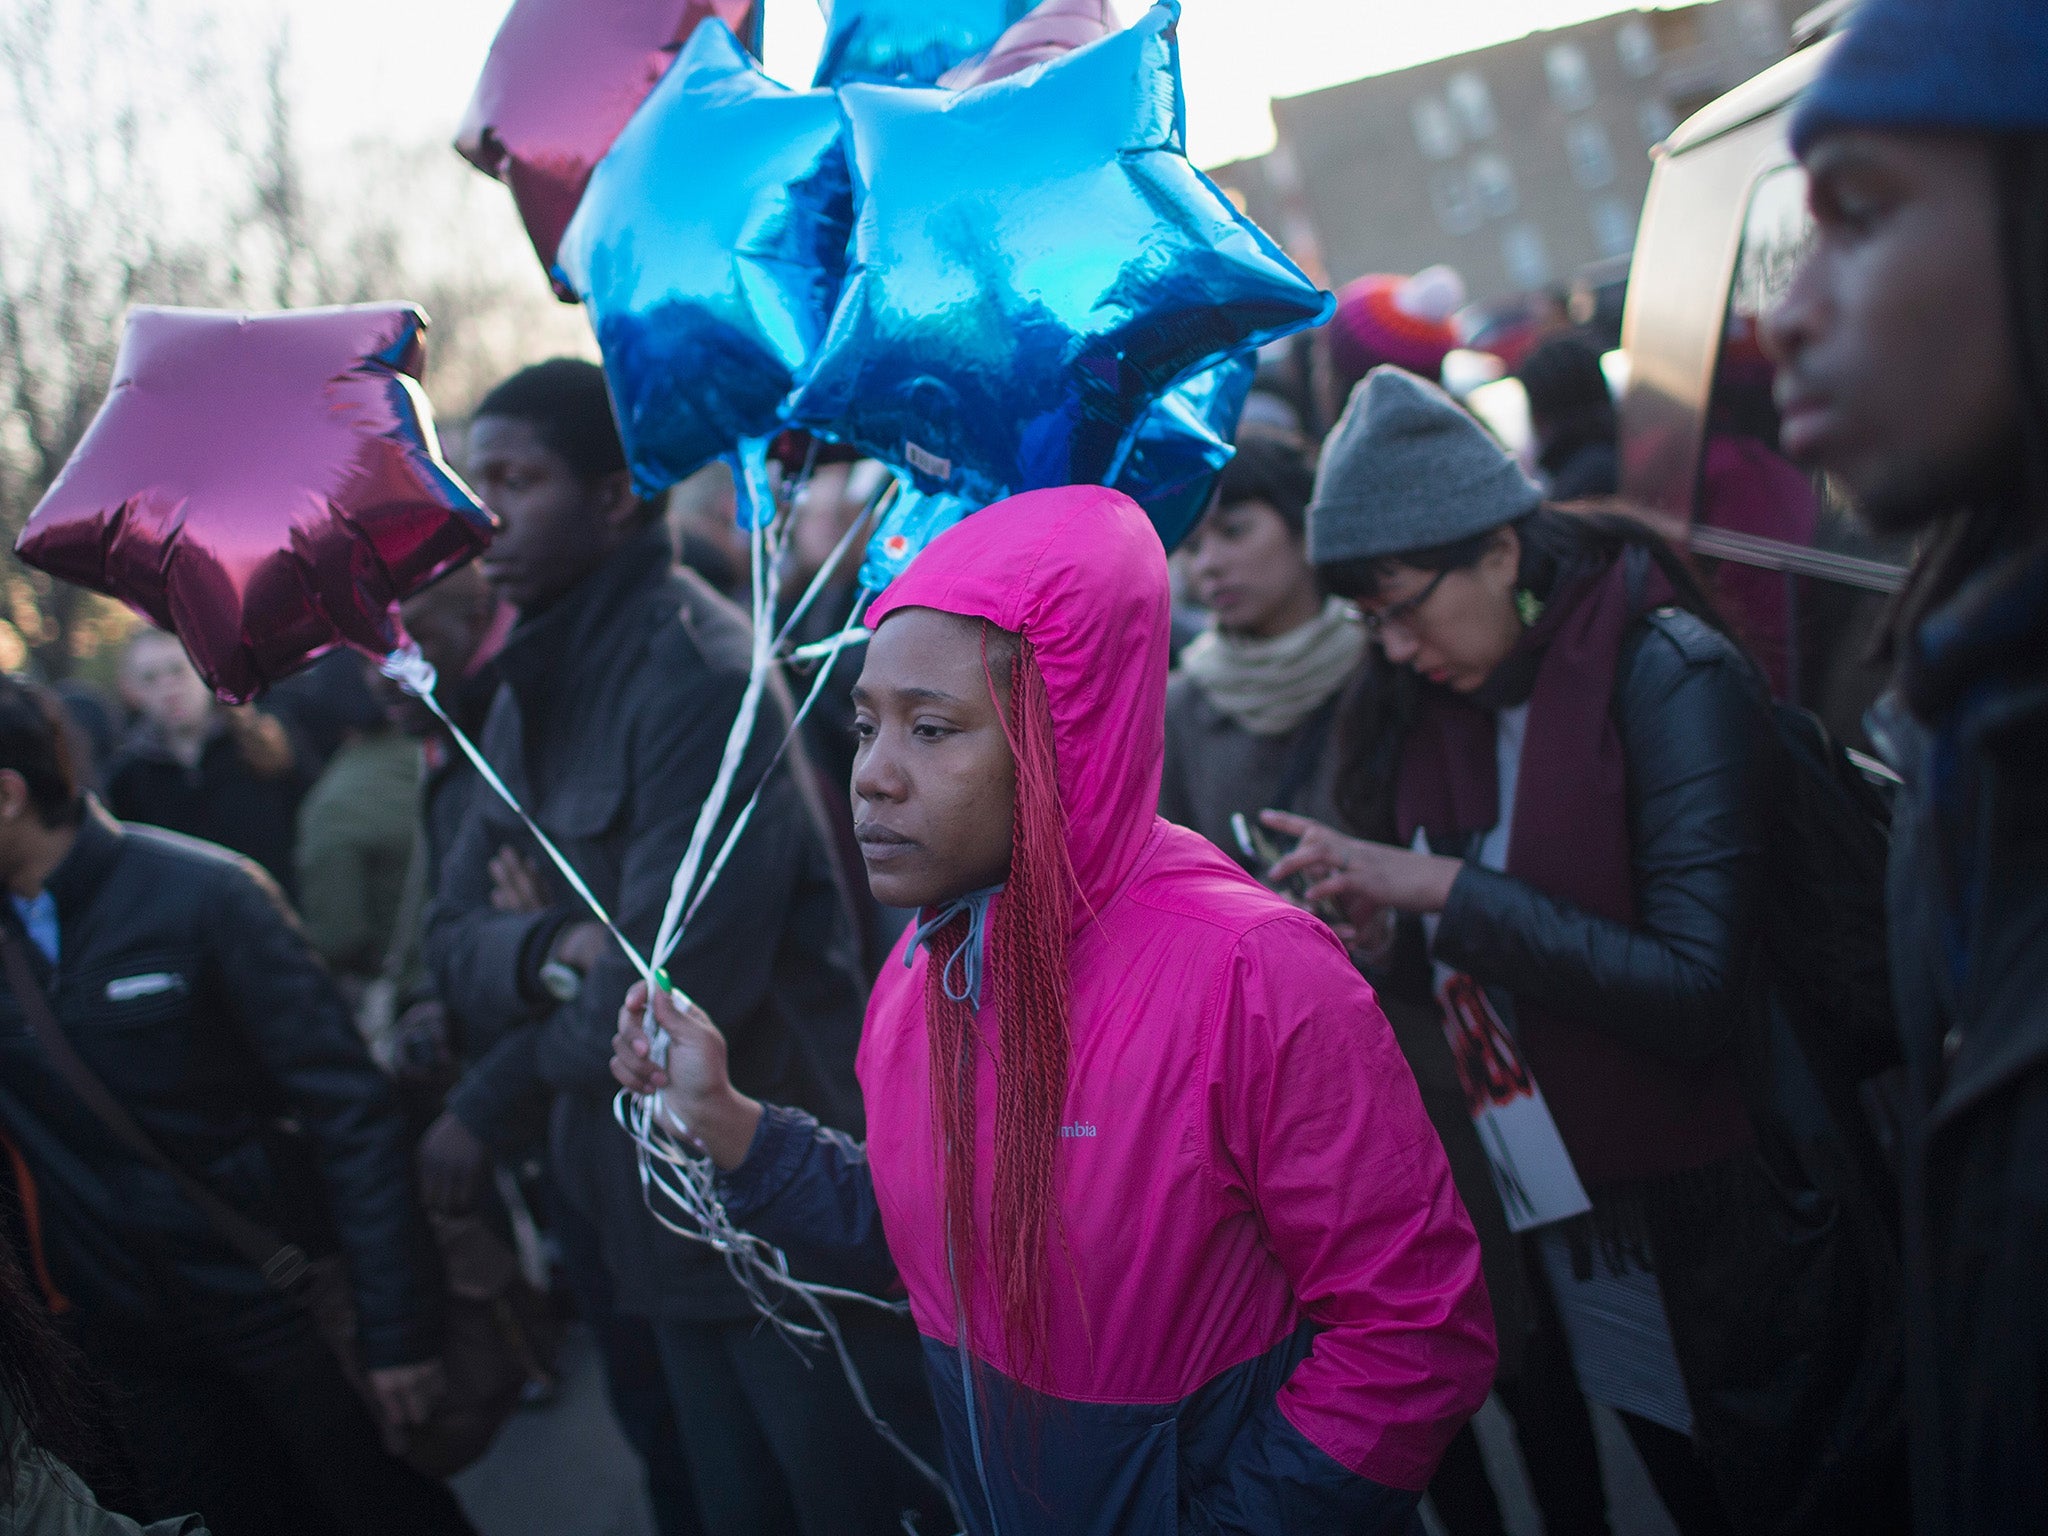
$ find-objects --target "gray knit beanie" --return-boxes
[1307,365,1543,566]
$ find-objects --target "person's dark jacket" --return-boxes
[106,718,309,896]
[423,526,867,1320]
[0,804,440,1370]
[1406,606,1903,1532]
[1868,544,2048,1536]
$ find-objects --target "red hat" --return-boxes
[1325,265,1466,396]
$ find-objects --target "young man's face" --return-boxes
[467,416,633,613]
[120,635,213,735]
[1764,130,2019,534]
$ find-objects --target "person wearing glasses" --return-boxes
[1261,367,1903,1534]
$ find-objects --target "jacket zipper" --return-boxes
[947,1243,1002,1536]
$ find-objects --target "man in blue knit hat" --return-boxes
[1765,3,2048,1531]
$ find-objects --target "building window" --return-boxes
[1430,169,1483,235]
[1503,222,1552,290]
[1590,196,1636,257]
[1447,71,1496,139]
[1616,18,1658,77]
[1411,97,1459,160]
[1266,141,1304,195]
[1545,43,1596,112]
[1469,151,1517,219]
[1737,0,1783,60]
[1638,98,1678,148]
[1565,119,1616,189]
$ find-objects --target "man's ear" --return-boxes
[598,470,643,537]
[0,770,30,824]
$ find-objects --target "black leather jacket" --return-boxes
[0,804,439,1369]
[1425,606,1904,1534]
[1435,607,1772,1068]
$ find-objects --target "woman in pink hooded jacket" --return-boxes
[613,485,1494,1534]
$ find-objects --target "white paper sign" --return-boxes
[1437,971,1592,1233]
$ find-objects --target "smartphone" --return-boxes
[1230,811,1336,911]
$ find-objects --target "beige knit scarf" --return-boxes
[1178,596,1366,737]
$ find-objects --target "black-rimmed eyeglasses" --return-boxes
[1357,568,1449,639]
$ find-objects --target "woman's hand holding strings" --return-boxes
[612,982,764,1171]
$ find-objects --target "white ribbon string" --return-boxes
[646,448,783,979]
[377,645,663,994]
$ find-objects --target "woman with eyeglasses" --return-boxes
[1261,368,1904,1536]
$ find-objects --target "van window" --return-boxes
[1693,163,1907,745]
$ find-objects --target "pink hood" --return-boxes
[867,484,1168,914]
[859,486,1494,1491]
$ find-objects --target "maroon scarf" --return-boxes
[1396,556,1751,1188]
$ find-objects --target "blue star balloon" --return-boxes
[811,0,1028,88]
[785,0,1332,507]
[1113,349,1257,551]
[857,484,974,592]
[855,350,1250,586]
[556,21,853,495]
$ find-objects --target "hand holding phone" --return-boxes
[1231,813,1347,924]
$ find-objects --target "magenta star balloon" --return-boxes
[16,304,496,704]
[456,0,759,295]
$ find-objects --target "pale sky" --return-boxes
[253,0,1654,171]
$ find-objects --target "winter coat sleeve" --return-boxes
[420,779,557,1149]
[716,1103,900,1296]
[421,704,558,1057]
[1432,615,1774,1065]
[444,1028,551,1155]
[1204,913,1496,1509]
[525,659,824,1101]
[201,863,440,1370]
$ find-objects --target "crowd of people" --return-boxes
[0,0,2041,1532]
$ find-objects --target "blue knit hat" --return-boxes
[1791,0,2048,155]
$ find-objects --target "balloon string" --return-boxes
[649,450,885,975]
[647,443,784,975]
[666,590,869,953]
[614,1089,964,1531]
[377,645,663,995]
[771,469,893,653]
[651,484,886,963]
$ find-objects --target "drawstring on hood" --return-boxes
[908,884,1004,1006]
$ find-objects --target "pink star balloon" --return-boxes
[938,0,1116,88]
[16,303,496,704]
[456,0,758,296]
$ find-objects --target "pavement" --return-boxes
[454,1331,1677,1536]
[452,1326,656,1536]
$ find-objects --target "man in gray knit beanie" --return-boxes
[1307,365,1542,566]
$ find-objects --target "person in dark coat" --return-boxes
[1268,367,1904,1535]
[1764,4,2048,1528]
[1515,332,1618,502]
[106,630,309,895]
[0,677,470,1536]
[423,359,941,1536]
